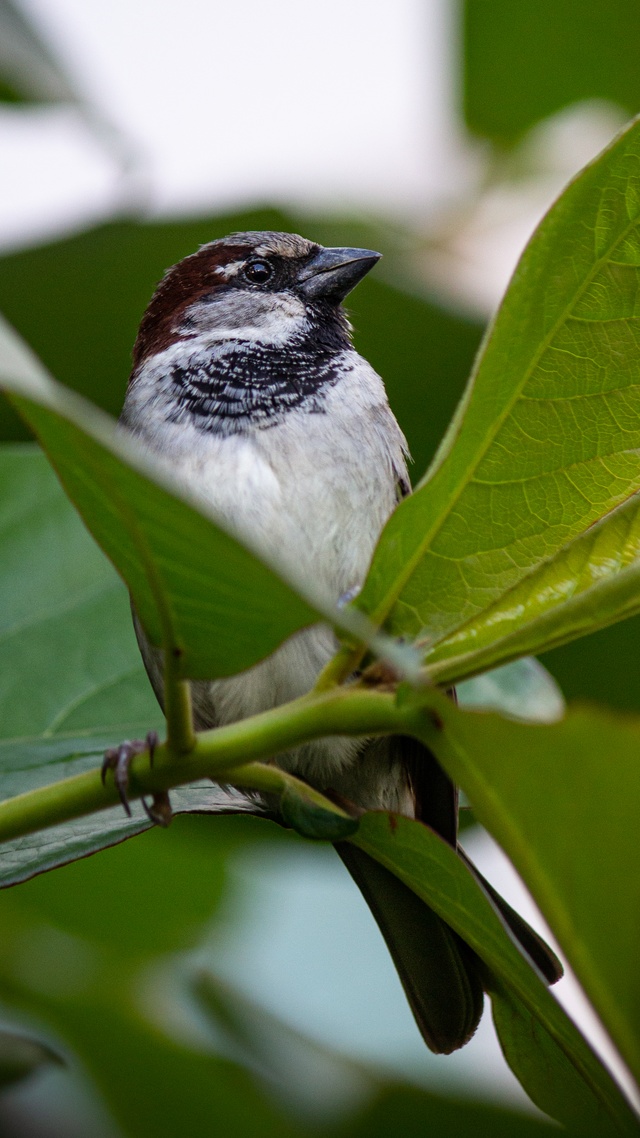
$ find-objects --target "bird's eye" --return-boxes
[244,259,274,284]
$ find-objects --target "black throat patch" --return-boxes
[165,335,350,434]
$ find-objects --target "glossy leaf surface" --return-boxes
[358,117,640,681]
[427,493,640,683]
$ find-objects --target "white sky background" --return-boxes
[0,0,636,1120]
[1,0,470,248]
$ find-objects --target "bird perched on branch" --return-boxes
[114,231,561,1053]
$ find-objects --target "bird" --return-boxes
[111,230,562,1054]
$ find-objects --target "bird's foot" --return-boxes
[102,731,172,827]
[142,790,173,828]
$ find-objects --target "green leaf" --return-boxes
[0,322,324,679]
[423,693,640,1098]
[489,982,612,1136]
[358,116,640,680]
[0,0,77,104]
[0,892,305,1138]
[351,813,637,1134]
[463,0,640,146]
[457,657,565,722]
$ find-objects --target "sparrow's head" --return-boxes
[126,232,383,438]
[132,231,381,370]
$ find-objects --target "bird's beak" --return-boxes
[297,246,381,302]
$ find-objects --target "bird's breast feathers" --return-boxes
[123,346,407,605]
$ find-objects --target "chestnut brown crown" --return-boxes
[131,231,381,370]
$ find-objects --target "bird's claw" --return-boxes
[102,731,171,825]
[142,790,173,828]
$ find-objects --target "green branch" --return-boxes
[0,685,440,846]
[163,644,196,754]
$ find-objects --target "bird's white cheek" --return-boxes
[183,291,309,346]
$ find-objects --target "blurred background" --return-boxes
[1,1,640,1134]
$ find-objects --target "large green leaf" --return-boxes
[358,116,640,679]
[422,693,640,1095]
[352,813,636,1134]
[464,0,640,146]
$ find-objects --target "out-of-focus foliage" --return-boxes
[0,809,604,1138]
[337,1083,579,1138]
[0,814,308,1138]
[464,0,640,144]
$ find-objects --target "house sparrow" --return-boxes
[116,231,561,1053]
